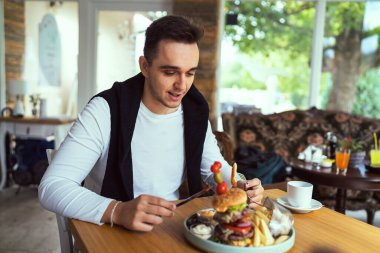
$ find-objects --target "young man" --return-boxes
[39,15,263,232]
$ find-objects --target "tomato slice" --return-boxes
[225,224,252,234]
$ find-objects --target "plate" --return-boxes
[183,209,295,253]
[276,196,323,214]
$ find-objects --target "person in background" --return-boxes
[39,15,264,232]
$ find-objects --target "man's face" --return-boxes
[140,39,199,114]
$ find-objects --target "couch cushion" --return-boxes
[222,107,380,162]
[222,107,380,221]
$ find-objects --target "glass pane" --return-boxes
[96,11,166,93]
[221,1,315,114]
[24,1,78,117]
[319,1,380,118]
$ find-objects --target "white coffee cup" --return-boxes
[287,181,313,208]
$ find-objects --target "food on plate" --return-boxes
[198,209,216,220]
[186,209,217,240]
[264,198,293,237]
[212,188,253,246]
[210,161,228,195]
[258,217,274,245]
[186,201,292,248]
[231,163,237,187]
[186,161,293,248]
[186,209,216,227]
[212,187,247,212]
[274,235,290,244]
[190,224,214,240]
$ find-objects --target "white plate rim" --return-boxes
[183,209,295,253]
[276,195,323,213]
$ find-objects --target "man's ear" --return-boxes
[139,56,149,77]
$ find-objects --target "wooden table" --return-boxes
[69,189,380,253]
[289,158,380,213]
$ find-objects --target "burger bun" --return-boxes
[213,188,247,212]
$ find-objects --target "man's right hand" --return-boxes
[110,195,176,232]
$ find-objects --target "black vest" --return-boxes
[95,73,209,201]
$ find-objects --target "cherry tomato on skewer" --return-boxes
[216,181,228,195]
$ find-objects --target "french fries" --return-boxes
[255,209,270,224]
[275,235,290,244]
[259,218,274,245]
[253,226,262,246]
[249,209,288,247]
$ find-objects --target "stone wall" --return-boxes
[4,0,24,85]
[173,0,221,129]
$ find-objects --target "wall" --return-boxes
[4,0,221,120]
[173,0,222,129]
[24,1,78,117]
[4,0,24,90]
[96,12,151,93]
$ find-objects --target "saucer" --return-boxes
[276,195,323,214]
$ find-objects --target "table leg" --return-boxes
[335,188,347,214]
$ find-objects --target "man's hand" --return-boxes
[237,178,264,208]
[104,195,176,232]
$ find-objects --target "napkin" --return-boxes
[262,197,293,237]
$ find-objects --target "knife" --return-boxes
[176,185,212,207]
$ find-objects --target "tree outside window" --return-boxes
[222,0,380,118]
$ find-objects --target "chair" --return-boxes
[214,131,288,191]
[46,149,78,253]
[213,131,234,165]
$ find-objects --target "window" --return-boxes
[96,11,167,92]
[222,0,380,118]
[24,1,78,117]
[321,1,380,118]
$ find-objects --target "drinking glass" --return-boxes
[370,149,380,166]
[335,148,351,171]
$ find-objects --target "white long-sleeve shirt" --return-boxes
[39,97,233,225]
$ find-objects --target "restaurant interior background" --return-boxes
[1,0,379,125]
[0,0,380,251]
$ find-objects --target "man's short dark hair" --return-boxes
[144,15,204,64]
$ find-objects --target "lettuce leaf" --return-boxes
[227,203,246,213]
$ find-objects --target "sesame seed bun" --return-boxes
[212,188,247,212]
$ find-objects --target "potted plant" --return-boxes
[340,139,366,167]
[29,94,41,117]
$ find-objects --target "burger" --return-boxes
[212,187,253,246]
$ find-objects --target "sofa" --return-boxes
[222,107,380,224]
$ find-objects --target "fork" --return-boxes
[238,173,272,209]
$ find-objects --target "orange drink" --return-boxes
[335,148,350,171]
